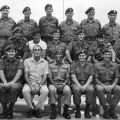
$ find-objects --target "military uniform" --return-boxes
[5,27,28,59]
[0,5,16,40]
[95,48,120,119]
[71,50,94,118]
[0,44,23,119]
[39,4,58,44]
[46,40,67,62]
[17,7,38,41]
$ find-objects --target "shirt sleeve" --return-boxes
[66,64,70,79]
[44,61,49,74]
[70,62,76,75]
[115,64,120,78]
[18,59,24,70]
[42,41,47,49]
[0,59,4,70]
[24,60,29,72]
[89,64,95,76]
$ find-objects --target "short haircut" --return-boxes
[33,45,42,52]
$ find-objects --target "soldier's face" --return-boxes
[103,52,112,61]
[55,52,63,61]
[53,32,60,40]
[6,49,16,58]
[45,7,53,15]
[14,31,22,39]
[78,33,85,40]
[24,11,31,18]
[66,12,73,19]
[87,11,95,19]
[108,14,117,22]
[1,9,9,17]
[78,53,87,62]
[33,46,42,57]
[33,34,40,43]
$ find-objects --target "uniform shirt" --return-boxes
[95,61,119,84]
[59,19,80,44]
[102,22,120,42]
[17,19,37,40]
[6,36,28,58]
[46,40,67,60]
[39,16,58,37]
[0,17,16,37]
[71,61,94,84]
[24,57,49,85]
[80,19,101,37]
[0,56,23,82]
[49,61,70,84]
[67,39,93,60]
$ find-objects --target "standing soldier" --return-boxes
[5,27,28,60]
[0,5,16,55]
[49,50,71,119]
[71,50,94,118]
[102,10,120,46]
[95,48,120,119]
[39,4,58,44]
[0,44,23,119]
[59,8,80,45]
[17,7,38,41]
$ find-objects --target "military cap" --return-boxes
[102,48,111,54]
[45,4,52,11]
[54,49,65,56]
[76,49,87,57]
[108,10,117,15]
[23,7,31,13]
[85,7,95,14]
[0,5,10,11]
[65,8,73,14]
[77,28,85,35]
[32,28,40,36]
[13,27,22,35]
[52,27,61,34]
[4,44,17,51]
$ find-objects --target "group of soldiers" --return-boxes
[0,3,120,120]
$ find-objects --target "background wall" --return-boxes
[0,0,120,26]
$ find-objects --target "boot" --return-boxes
[84,103,91,118]
[75,104,81,118]
[63,104,71,119]
[50,104,57,119]
[102,105,109,119]
[35,109,42,118]
[109,105,118,119]
[1,105,7,119]
[7,103,14,119]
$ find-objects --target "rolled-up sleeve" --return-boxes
[24,60,29,72]
[44,61,49,74]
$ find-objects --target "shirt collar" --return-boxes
[109,22,117,27]
[45,15,53,20]
[54,60,65,65]
[66,19,73,24]
[0,16,9,21]
[102,60,113,67]
[6,57,17,63]
[87,18,95,23]
[52,40,61,45]
[24,18,31,22]
[30,57,44,63]
[78,61,87,67]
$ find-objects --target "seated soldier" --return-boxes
[0,44,23,119]
[95,48,120,119]
[48,50,71,119]
[22,45,49,118]
[71,50,94,118]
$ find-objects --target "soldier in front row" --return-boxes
[71,50,94,118]
[95,48,120,119]
[0,44,23,119]
[48,50,71,119]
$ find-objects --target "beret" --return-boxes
[5,44,16,51]
[45,4,52,10]
[13,27,22,35]
[23,7,31,13]
[0,5,10,11]
[76,49,87,56]
[65,8,73,14]
[102,48,111,54]
[108,10,117,15]
[77,28,85,35]
[85,7,95,14]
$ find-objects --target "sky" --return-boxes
[0,0,120,27]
